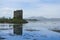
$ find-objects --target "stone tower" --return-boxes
[14,10,23,19]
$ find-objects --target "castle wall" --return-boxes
[14,10,23,19]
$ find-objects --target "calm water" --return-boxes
[0,21,60,40]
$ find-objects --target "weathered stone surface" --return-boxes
[14,10,23,20]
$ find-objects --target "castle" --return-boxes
[0,10,28,23]
[14,10,23,20]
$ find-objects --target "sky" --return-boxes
[0,0,60,18]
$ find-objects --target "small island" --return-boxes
[0,10,28,24]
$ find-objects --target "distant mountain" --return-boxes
[26,16,60,21]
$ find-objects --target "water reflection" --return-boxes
[13,24,23,35]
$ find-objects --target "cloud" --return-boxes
[0,7,13,18]
[0,7,24,18]
[40,0,60,3]
[7,0,39,3]
[23,4,60,18]
[0,0,60,18]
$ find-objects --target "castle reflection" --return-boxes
[13,24,23,35]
